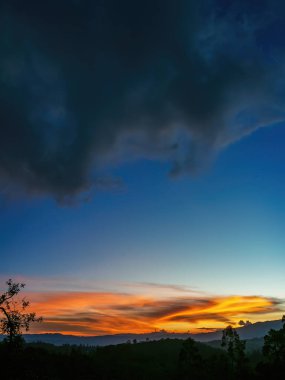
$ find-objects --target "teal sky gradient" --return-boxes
[1,122,285,299]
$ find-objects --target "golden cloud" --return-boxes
[23,290,283,336]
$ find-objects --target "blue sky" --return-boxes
[1,121,285,299]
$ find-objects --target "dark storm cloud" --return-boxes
[1,0,285,200]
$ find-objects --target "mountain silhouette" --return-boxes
[1,319,281,346]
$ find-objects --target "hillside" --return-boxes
[0,337,228,380]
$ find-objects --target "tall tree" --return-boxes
[0,279,42,344]
[263,315,285,364]
[221,325,246,377]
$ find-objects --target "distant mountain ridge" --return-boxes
[0,319,283,346]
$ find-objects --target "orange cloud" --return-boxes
[21,290,283,336]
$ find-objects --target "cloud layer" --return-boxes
[1,0,285,200]
[25,289,282,335]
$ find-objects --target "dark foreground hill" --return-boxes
[0,332,284,380]
[0,338,231,380]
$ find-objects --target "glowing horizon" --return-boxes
[12,279,283,336]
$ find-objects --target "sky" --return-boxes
[0,0,285,336]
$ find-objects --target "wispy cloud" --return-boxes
[2,276,282,336]
[0,275,203,297]
[24,290,283,336]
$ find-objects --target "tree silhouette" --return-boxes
[0,279,42,345]
[263,315,285,365]
[221,325,246,377]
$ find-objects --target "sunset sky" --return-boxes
[0,0,285,336]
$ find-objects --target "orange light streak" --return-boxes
[19,290,283,336]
